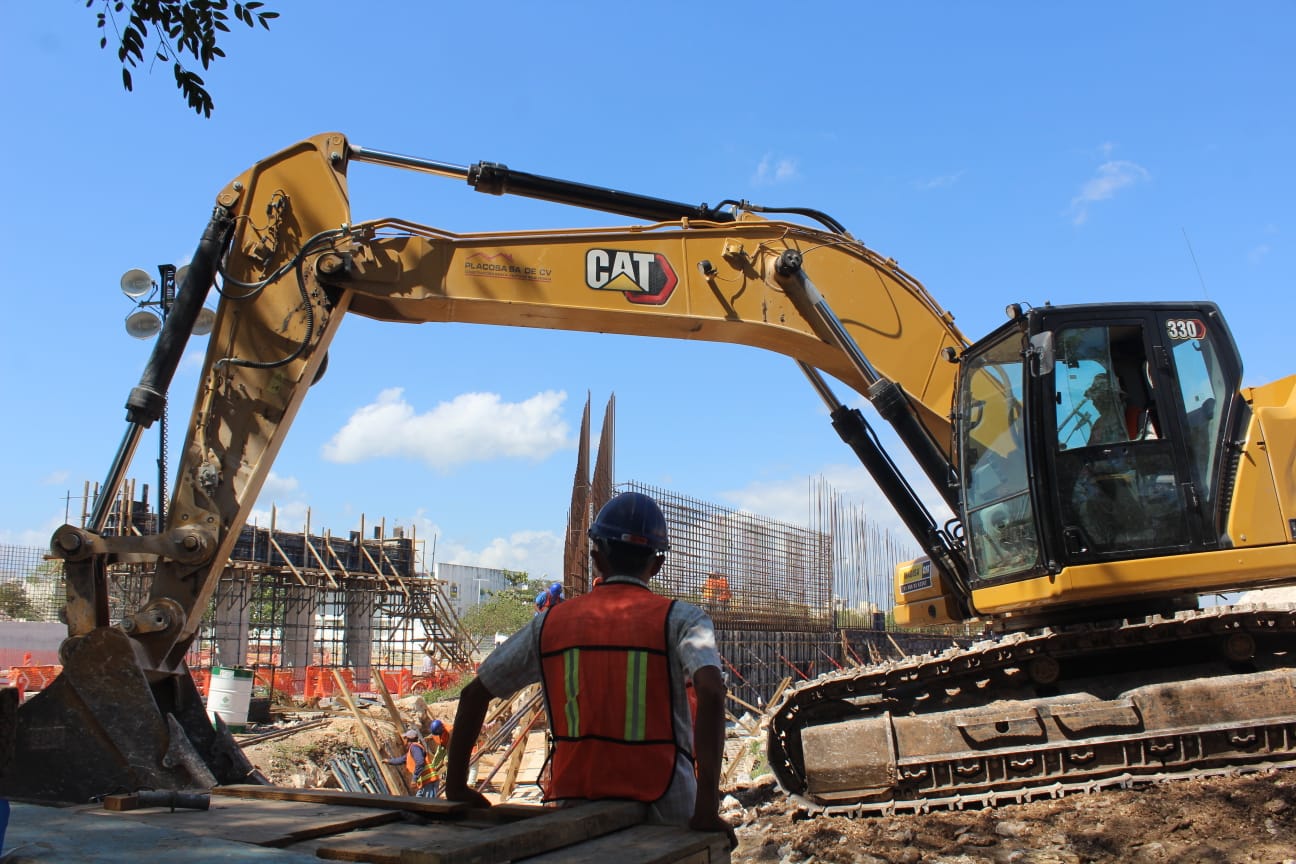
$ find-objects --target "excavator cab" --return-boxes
[954,302,1244,619]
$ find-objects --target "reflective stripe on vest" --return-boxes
[406,743,436,787]
[538,582,679,803]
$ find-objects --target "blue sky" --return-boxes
[2,2,1292,585]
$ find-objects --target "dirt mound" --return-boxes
[237,699,1296,861]
[728,769,1296,863]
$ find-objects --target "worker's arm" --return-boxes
[443,677,494,808]
[688,664,736,848]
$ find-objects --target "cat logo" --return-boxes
[585,249,678,305]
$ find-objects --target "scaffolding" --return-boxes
[624,481,834,633]
[0,478,478,699]
[5,458,948,708]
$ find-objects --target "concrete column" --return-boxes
[211,572,250,668]
[283,583,318,695]
[344,587,376,690]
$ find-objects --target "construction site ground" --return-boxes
[127,695,1296,861]
[6,691,1294,862]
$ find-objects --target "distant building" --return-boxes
[437,562,512,619]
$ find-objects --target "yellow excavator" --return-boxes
[1,133,1292,809]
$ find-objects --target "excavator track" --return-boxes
[767,604,1296,815]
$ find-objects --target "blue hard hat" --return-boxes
[589,491,670,552]
[548,583,564,599]
[430,719,444,735]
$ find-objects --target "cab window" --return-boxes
[1166,319,1228,511]
[1051,324,1188,557]
[959,333,1040,580]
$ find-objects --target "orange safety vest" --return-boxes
[702,574,732,603]
[538,582,682,803]
[405,742,436,788]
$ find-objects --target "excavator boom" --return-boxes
[2,133,1293,810]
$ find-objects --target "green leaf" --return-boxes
[121,67,133,91]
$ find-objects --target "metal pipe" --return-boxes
[348,144,470,181]
[125,207,233,429]
[87,426,145,533]
[349,143,735,224]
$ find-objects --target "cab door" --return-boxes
[1037,306,1239,566]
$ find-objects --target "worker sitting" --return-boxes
[443,491,736,849]
[387,728,439,798]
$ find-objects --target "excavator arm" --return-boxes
[122,132,973,674]
[2,133,971,802]
[8,133,1294,812]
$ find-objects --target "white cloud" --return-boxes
[435,527,564,582]
[0,523,61,548]
[321,388,572,470]
[260,471,300,498]
[247,499,311,530]
[1069,159,1150,225]
[180,347,207,372]
[721,476,814,527]
[248,472,308,528]
[721,464,954,543]
[1248,244,1271,264]
[752,153,800,186]
[41,470,68,486]
[915,170,965,190]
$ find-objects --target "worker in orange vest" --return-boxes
[701,573,732,607]
[444,491,735,849]
[387,728,437,797]
[534,582,564,613]
[426,718,452,782]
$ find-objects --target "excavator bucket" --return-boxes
[0,626,261,804]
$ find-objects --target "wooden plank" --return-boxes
[102,793,139,811]
[334,667,410,795]
[522,824,729,864]
[9,801,327,864]
[90,796,404,848]
[312,821,481,863]
[767,676,793,710]
[398,800,647,864]
[372,665,413,738]
[215,784,468,816]
[726,692,763,718]
[261,809,405,848]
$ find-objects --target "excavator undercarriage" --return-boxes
[768,604,1296,815]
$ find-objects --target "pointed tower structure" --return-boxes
[562,395,592,596]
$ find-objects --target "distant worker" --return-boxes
[426,718,452,786]
[701,572,732,608]
[534,582,565,613]
[444,491,736,848]
[387,728,438,798]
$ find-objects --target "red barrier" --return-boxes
[379,668,414,697]
[8,664,62,691]
[191,668,211,697]
[410,669,465,695]
[304,665,353,699]
[252,668,294,697]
